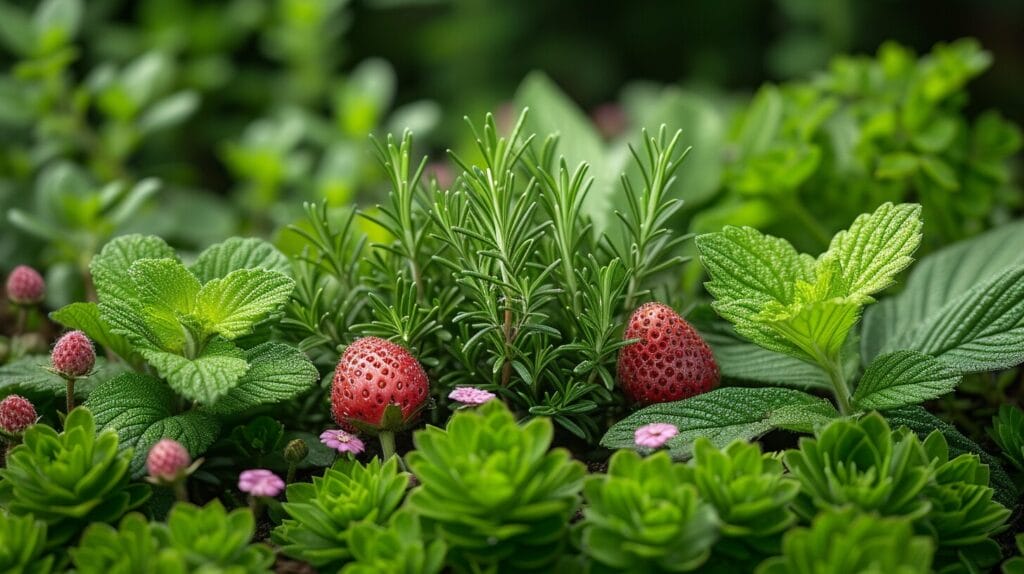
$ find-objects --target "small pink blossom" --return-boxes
[634,423,679,449]
[238,469,284,497]
[448,387,496,405]
[320,429,365,455]
[147,439,191,481]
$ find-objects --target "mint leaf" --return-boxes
[129,258,201,351]
[196,268,294,340]
[698,226,815,305]
[862,221,1024,361]
[902,264,1024,373]
[86,373,220,477]
[600,387,838,459]
[853,351,961,410]
[820,202,922,299]
[142,338,248,404]
[50,302,136,362]
[191,237,291,283]
[207,343,318,415]
[702,330,831,391]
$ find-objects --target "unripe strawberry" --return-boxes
[5,265,45,306]
[617,302,719,404]
[51,331,95,378]
[0,394,37,434]
[147,438,191,481]
[331,337,429,433]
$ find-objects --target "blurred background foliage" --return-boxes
[0,0,1021,307]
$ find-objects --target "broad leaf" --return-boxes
[600,387,838,459]
[190,237,291,283]
[820,202,922,298]
[862,221,1024,361]
[86,373,220,477]
[50,302,136,362]
[853,351,961,410]
[141,338,248,404]
[698,226,815,305]
[129,258,201,350]
[0,355,124,397]
[208,343,319,415]
[702,330,831,391]
[902,264,1024,373]
[196,268,294,340]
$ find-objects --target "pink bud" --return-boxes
[5,265,45,306]
[238,469,285,497]
[147,439,191,481]
[51,331,95,378]
[0,394,37,433]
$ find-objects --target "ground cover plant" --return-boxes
[1,2,1023,572]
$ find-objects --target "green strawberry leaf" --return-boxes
[129,258,201,351]
[600,387,838,459]
[853,351,961,410]
[196,268,295,340]
[141,338,248,404]
[207,342,318,415]
[190,237,291,283]
[0,355,126,397]
[50,301,137,362]
[86,373,220,477]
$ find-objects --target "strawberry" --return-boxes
[331,337,429,433]
[617,302,719,404]
[5,265,45,306]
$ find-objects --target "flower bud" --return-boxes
[5,265,45,306]
[0,394,37,434]
[147,439,191,482]
[284,438,309,464]
[51,331,95,378]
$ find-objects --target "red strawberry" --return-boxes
[331,337,429,433]
[5,265,45,306]
[617,302,719,404]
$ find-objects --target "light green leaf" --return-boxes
[137,90,199,135]
[702,330,831,391]
[207,343,318,415]
[863,221,1024,361]
[129,258,201,351]
[919,155,958,190]
[141,338,248,405]
[190,237,291,283]
[0,355,125,397]
[698,225,815,305]
[875,152,919,179]
[86,373,220,477]
[196,268,294,340]
[33,0,81,47]
[600,387,838,459]
[902,264,1024,373]
[762,297,862,365]
[820,202,922,299]
[734,85,783,160]
[50,302,136,362]
[853,351,961,410]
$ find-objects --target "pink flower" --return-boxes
[238,469,285,497]
[51,331,95,378]
[147,439,191,481]
[634,423,679,449]
[320,429,365,455]
[0,394,37,433]
[5,265,45,305]
[448,387,496,405]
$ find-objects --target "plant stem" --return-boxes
[173,481,188,502]
[65,377,77,414]
[15,308,26,336]
[286,463,297,485]
[501,307,513,387]
[825,361,853,415]
[379,431,396,460]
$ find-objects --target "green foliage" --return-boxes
[1004,534,1024,574]
[680,438,799,564]
[340,510,447,574]
[755,508,934,574]
[70,501,274,573]
[579,449,718,572]
[852,350,961,410]
[273,457,408,569]
[405,400,586,573]
[0,510,53,574]
[991,405,1024,474]
[0,407,149,548]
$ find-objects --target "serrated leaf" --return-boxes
[129,258,201,350]
[702,330,831,391]
[50,302,136,362]
[196,268,294,340]
[86,373,220,477]
[207,343,318,415]
[600,387,838,459]
[141,338,248,404]
[190,237,291,283]
[901,264,1024,373]
[0,355,124,397]
[863,221,1024,361]
[853,351,961,410]
[820,202,922,298]
[698,226,815,305]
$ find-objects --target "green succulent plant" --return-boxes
[272,456,408,569]
[755,508,935,574]
[679,438,798,565]
[340,509,447,574]
[0,407,149,548]
[990,405,1024,474]
[70,501,273,573]
[405,400,586,573]
[0,510,54,574]
[579,449,718,573]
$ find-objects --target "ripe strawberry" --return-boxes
[5,265,45,306]
[51,331,96,379]
[617,302,719,404]
[331,337,429,433]
[0,394,37,434]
